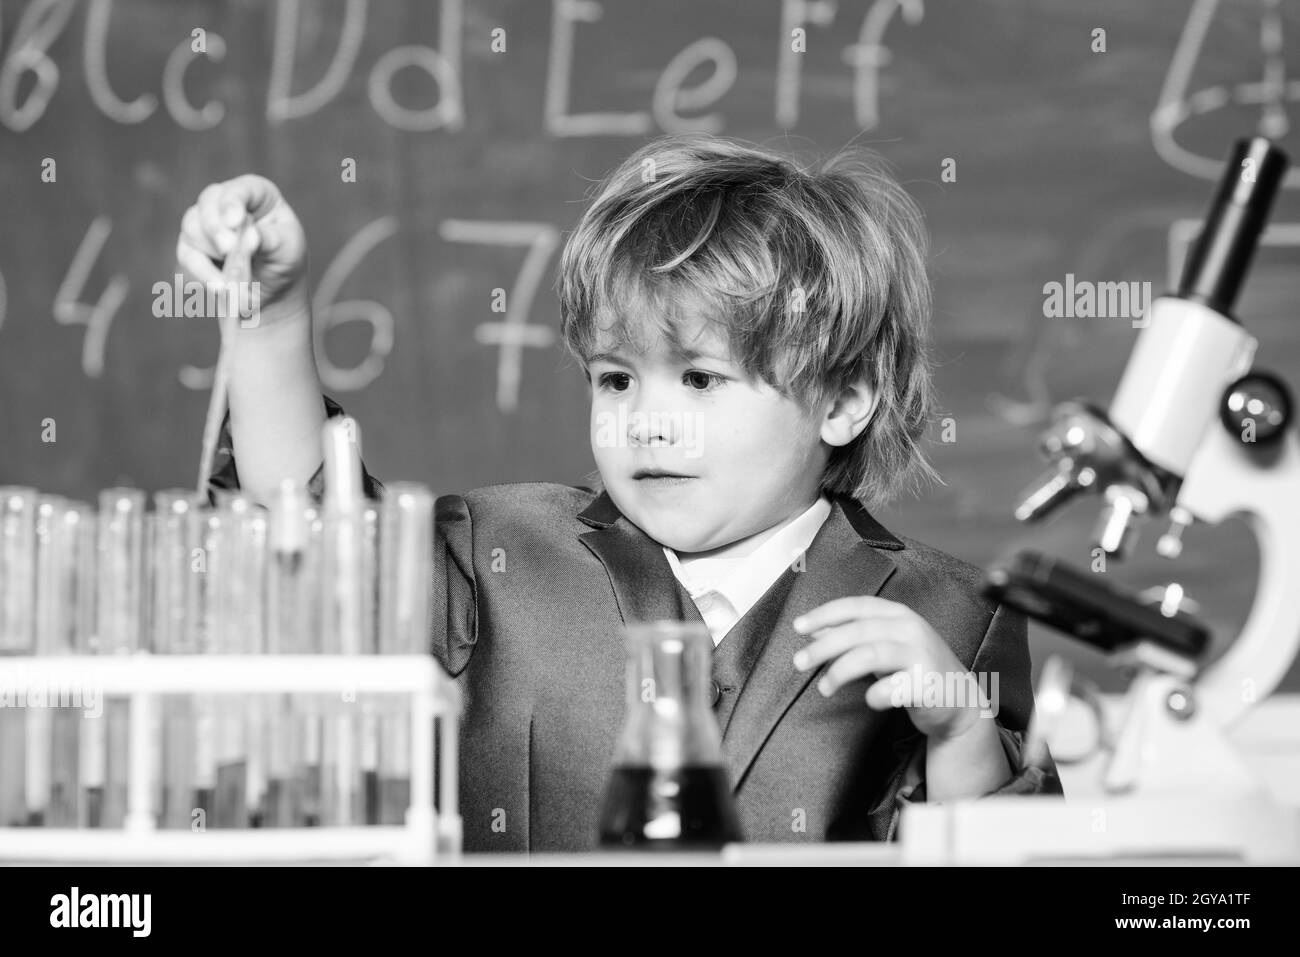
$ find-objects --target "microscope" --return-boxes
[902,137,1300,863]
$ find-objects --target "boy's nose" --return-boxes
[627,404,677,447]
[628,415,671,447]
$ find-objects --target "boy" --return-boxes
[177,134,1062,852]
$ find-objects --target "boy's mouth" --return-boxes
[634,468,696,478]
[632,469,696,484]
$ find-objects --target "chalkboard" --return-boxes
[2,0,1298,690]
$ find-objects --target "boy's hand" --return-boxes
[792,597,986,742]
[176,175,309,328]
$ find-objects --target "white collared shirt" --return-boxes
[663,496,832,646]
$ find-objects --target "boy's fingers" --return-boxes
[222,174,282,221]
[793,626,862,672]
[253,220,281,257]
[818,642,908,697]
[254,217,305,267]
[180,205,220,261]
[241,221,262,256]
[175,236,223,287]
[865,674,907,710]
[225,222,259,279]
[793,596,908,635]
[219,225,259,315]
[794,621,901,673]
[197,185,237,255]
[194,176,279,255]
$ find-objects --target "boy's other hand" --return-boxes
[176,174,309,328]
[792,597,988,742]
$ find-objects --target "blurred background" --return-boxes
[1,0,1297,692]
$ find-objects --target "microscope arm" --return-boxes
[1176,421,1300,727]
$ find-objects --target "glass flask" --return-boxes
[598,620,742,850]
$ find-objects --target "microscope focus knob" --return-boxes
[1156,506,1194,559]
[1137,582,1201,619]
[1220,372,1292,445]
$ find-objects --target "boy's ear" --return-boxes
[820,375,879,448]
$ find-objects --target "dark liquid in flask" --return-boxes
[598,765,742,850]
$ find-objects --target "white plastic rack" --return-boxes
[0,653,460,865]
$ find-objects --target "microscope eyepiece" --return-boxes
[1177,137,1289,319]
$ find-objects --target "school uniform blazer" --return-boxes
[211,400,1063,854]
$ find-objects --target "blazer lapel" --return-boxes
[576,491,703,626]
[721,496,902,792]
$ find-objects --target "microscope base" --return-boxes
[900,794,1300,864]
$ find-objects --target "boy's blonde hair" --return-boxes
[557,134,939,508]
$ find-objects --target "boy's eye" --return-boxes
[593,370,724,392]
[596,372,632,392]
[683,370,724,392]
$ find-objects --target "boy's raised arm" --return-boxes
[224,312,328,506]
[177,175,327,506]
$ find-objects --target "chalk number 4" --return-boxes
[54,217,129,378]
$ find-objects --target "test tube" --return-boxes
[320,418,365,655]
[267,481,313,655]
[242,505,269,827]
[77,638,105,827]
[88,488,146,829]
[320,418,365,826]
[151,491,202,653]
[266,480,311,827]
[359,503,382,824]
[190,509,224,826]
[46,501,93,827]
[36,496,92,656]
[96,489,146,652]
[1,486,37,651]
[377,483,434,826]
[0,487,37,827]
[211,495,259,828]
[24,495,65,826]
[298,505,325,827]
[77,495,110,829]
[378,485,434,656]
[142,508,164,821]
[152,491,200,829]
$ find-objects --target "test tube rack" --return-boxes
[0,653,461,865]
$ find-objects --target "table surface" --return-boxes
[448,844,904,867]
[9,845,1291,866]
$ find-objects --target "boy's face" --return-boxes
[586,318,830,554]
